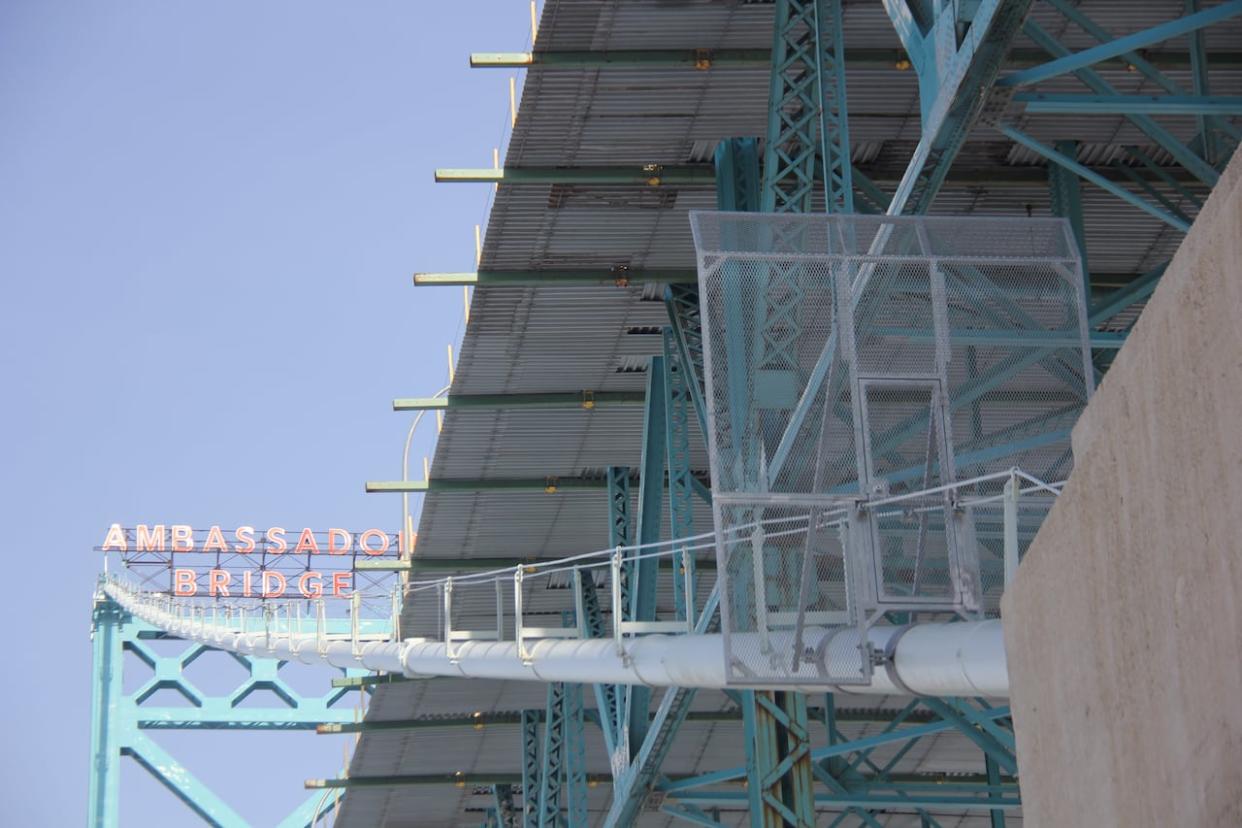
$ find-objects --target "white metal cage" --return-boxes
[691,212,1092,686]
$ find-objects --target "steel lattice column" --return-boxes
[743,3,855,825]
[87,593,355,827]
[88,599,124,827]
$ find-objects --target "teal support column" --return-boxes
[561,684,588,828]
[664,329,696,623]
[626,356,668,753]
[1188,0,1220,167]
[89,598,124,828]
[1048,139,1089,295]
[537,683,567,828]
[743,691,816,828]
[598,465,632,768]
[664,137,760,442]
[744,3,858,825]
[521,710,541,828]
[985,755,1006,828]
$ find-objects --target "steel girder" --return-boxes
[761,0,853,214]
[745,3,858,824]
[534,683,586,828]
[883,0,1035,216]
[600,347,722,827]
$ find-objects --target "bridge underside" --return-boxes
[334,2,1241,826]
[86,1,1242,826]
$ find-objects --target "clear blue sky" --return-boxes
[0,2,532,823]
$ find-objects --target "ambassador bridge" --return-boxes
[90,1,1242,825]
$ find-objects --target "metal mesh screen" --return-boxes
[691,212,1091,686]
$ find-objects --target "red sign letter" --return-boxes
[359,529,389,556]
[266,527,287,554]
[327,528,352,556]
[234,526,256,554]
[294,528,320,555]
[298,571,324,598]
[174,569,198,596]
[101,524,128,552]
[203,526,228,553]
[171,525,194,553]
[137,525,166,552]
[208,569,231,597]
[261,570,287,598]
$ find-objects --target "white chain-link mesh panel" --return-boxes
[691,212,1090,686]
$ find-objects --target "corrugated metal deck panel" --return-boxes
[339,0,1240,823]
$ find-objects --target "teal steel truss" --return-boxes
[89,590,367,827]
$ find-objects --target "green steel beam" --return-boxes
[330,673,411,689]
[366,477,609,493]
[414,267,1175,291]
[414,269,698,287]
[1020,18,1221,188]
[1042,0,1242,145]
[306,771,1008,790]
[470,48,772,69]
[317,707,935,735]
[366,475,709,494]
[998,0,1242,88]
[435,166,716,186]
[393,391,646,410]
[997,123,1192,231]
[467,48,1242,70]
[665,790,1021,811]
[354,558,423,571]
[1015,92,1242,115]
[432,163,1202,189]
[306,773,613,789]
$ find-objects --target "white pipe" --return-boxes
[103,582,1008,698]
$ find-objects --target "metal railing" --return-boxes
[102,468,1060,662]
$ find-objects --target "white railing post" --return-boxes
[572,568,588,638]
[391,585,402,642]
[1003,469,1020,588]
[610,547,624,656]
[494,577,504,641]
[514,568,528,663]
[315,599,327,655]
[351,591,361,656]
[751,523,771,654]
[444,577,458,662]
[682,547,695,632]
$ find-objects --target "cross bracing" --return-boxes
[90,0,1242,825]
[347,1,1240,825]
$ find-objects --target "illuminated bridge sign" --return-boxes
[98,524,405,599]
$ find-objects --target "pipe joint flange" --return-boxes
[881,624,923,697]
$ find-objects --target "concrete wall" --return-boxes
[1001,150,1242,827]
